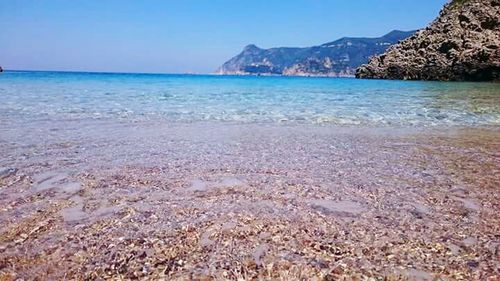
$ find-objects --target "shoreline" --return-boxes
[1,119,499,279]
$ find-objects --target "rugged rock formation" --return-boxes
[356,0,500,81]
[0,66,3,73]
[217,30,415,77]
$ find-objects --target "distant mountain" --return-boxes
[216,30,416,77]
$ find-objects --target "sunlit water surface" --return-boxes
[0,71,498,126]
[1,72,500,280]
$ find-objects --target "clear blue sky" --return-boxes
[0,0,448,74]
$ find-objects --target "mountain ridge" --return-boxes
[216,30,416,77]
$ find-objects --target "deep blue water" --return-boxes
[0,70,498,126]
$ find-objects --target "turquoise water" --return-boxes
[0,71,499,126]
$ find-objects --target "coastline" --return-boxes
[213,71,356,78]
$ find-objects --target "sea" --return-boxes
[0,70,499,126]
[0,70,499,278]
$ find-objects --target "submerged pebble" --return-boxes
[0,120,498,280]
[0,167,18,179]
[310,199,366,215]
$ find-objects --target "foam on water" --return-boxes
[0,71,499,126]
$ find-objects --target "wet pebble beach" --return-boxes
[0,119,499,280]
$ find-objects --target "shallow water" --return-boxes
[0,71,499,279]
[0,71,499,126]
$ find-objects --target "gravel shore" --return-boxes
[0,120,499,280]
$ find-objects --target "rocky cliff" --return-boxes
[217,30,415,77]
[356,0,500,81]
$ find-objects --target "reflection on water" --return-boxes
[0,70,499,126]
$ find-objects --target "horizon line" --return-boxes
[1,68,214,76]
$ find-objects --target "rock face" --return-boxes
[356,0,500,81]
[217,30,415,77]
[0,66,3,73]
